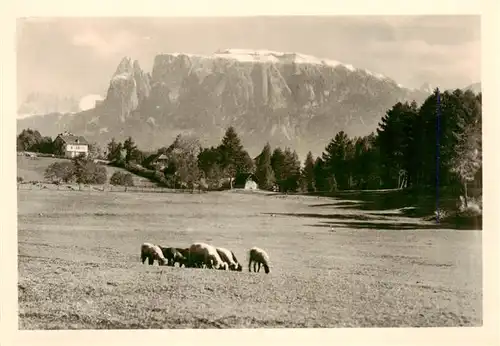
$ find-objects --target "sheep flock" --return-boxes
[140,242,271,274]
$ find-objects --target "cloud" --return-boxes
[364,39,480,88]
[79,94,105,111]
[385,15,480,45]
[332,15,480,46]
[16,16,481,103]
[71,28,137,58]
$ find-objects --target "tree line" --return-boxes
[17,129,103,159]
[18,88,482,203]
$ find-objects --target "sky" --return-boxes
[16,16,481,107]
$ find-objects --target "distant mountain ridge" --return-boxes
[17,92,80,118]
[17,49,479,158]
[463,82,481,94]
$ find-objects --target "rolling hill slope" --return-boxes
[17,155,157,187]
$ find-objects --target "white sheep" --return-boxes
[140,243,167,266]
[188,243,228,270]
[248,247,270,274]
[216,247,243,271]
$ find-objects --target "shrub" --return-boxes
[434,208,451,220]
[44,161,75,183]
[81,161,108,185]
[124,163,167,186]
[17,176,24,183]
[433,194,483,230]
[457,195,482,217]
[44,158,107,185]
[110,171,135,186]
[72,156,107,185]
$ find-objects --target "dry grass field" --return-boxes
[18,187,482,329]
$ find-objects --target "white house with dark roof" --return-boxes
[53,131,89,158]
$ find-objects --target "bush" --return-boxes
[110,171,135,186]
[17,176,24,183]
[44,161,75,183]
[457,195,482,217]
[44,158,107,185]
[432,194,483,230]
[79,160,107,185]
[124,163,167,186]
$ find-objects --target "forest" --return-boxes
[18,88,482,208]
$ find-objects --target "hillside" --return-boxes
[17,155,157,187]
[17,49,456,158]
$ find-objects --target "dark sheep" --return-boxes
[187,250,206,269]
[158,246,189,267]
[176,247,190,267]
[248,247,270,274]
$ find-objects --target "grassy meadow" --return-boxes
[17,155,157,187]
[18,186,482,329]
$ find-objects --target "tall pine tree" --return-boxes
[271,147,286,191]
[218,127,252,188]
[255,143,275,190]
[376,102,417,188]
[313,157,332,192]
[301,151,316,193]
[282,148,301,192]
[107,138,124,165]
[322,131,354,190]
[123,136,137,164]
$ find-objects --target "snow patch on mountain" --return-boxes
[168,49,386,79]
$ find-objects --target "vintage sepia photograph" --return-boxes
[14,14,484,331]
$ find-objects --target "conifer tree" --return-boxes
[271,147,286,191]
[282,148,301,192]
[301,151,316,192]
[255,143,275,190]
[123,136,137,164]
[218,126,252,188]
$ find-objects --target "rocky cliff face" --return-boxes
[101,57,151,123]
[18,49,436,158]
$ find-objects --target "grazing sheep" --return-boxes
[187,250,205,268]
[158,246,189,267]
[248,247,270,274]
[231,250,243,272]
[188,243,228,270]
[140,243,167,266]
[216,247,243,271]
[176,247,190,267]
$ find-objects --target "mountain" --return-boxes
[463,82,481,94]
[17,92,80,118]
[18,49,437,158]
[417,81,482,94]
[418,82,435,94]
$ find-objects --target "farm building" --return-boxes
[233,173,259,190]
[245,179,258,190]
[150,153,169,170]
[53,132,89,158]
